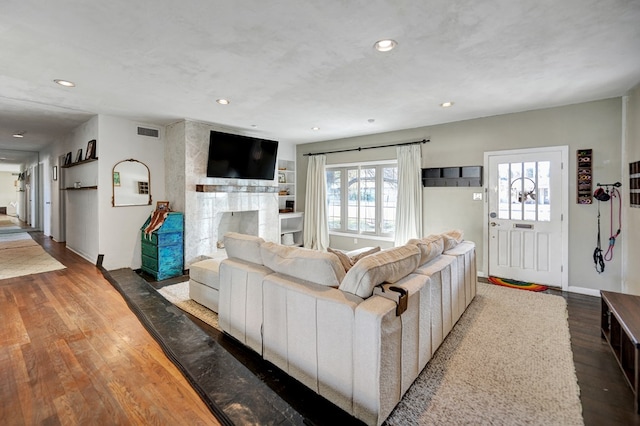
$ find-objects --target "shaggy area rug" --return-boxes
[158,281,583,425]
[157,281,219,330]
[0,233,66,280]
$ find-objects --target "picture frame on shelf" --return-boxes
[278,172,286,183]
[75,148,83,163]
[64,152,72,165]
[85,139,96,160]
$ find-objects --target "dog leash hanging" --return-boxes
[604,186,622,261]
[593,198,605,273]
[592,182,622,273]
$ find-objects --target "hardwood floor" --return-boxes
[0,232,219,426]
[2,231,639,425]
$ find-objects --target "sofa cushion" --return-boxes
[327,246,381,273]
[339,244,421,298]
[223,232,265,265]
[441,229,464,251]
[408,235,444,265]
[261,242,346,287]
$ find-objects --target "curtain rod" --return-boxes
[303,138,429,157]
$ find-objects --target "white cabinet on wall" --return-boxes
[277,159,296,212]
[279,212,304,247]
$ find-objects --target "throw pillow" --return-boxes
[441,229,464,251]
[408,235,444,265]
[327,246,382,273]
[351,246,381,264]
[327,247,353,272]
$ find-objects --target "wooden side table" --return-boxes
[601,290,640,413]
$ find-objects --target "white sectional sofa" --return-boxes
[217,231,477,426]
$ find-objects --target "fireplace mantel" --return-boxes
[195,184,278,193]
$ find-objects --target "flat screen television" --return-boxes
[206,130,279,180]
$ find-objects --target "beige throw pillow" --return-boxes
[339,245,421,298]
[408,234,444,265]
[441,229,464,250]
[327,246,381,273]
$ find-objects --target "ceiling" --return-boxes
[1,0,639,167]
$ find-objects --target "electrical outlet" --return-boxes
[473,192,483,201]
[354,238,358,244]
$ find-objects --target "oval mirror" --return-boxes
[112,159,152,207]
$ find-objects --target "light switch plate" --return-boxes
[473,192,483,201]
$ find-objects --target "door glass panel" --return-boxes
[523,161,537,221]
[510,163,523,220]
[498,163,510,219]
[537,161,550,221]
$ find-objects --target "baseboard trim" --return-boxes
[567,286,601,297]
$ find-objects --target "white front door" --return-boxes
[486,147,568,288]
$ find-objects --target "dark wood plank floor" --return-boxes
[3,231,639,425]
[0,232,219,426]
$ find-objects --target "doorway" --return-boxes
[484,146,568,289]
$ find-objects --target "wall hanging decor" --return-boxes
[631,160,640,208]
[421,166,482,187]
[576,149,592,204]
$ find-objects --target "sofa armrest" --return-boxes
[353,273,432,426]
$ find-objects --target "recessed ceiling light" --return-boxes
[216,99,230,105]
[54,79,75,87]
[12,132,24,138]
[374,39,397,52]
[440,101,454,108]
[312,127,320,131]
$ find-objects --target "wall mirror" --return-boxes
[112,159,152,207]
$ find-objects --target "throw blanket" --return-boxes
[144,210,169,238]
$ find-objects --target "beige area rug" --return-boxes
[158,281,583,425]
[385,282,583,425]
[157,282,219,330]
[0,233,66,280]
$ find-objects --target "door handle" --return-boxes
[490,222,499,227]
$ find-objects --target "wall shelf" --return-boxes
[64,186,98,190]
[422,166,482,187]
[61,157,99,169]
[577,149,593,204]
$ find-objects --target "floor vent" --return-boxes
[137,126,159,138]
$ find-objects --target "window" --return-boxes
[326,162,397,238]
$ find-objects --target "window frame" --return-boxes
[326,160,398,240]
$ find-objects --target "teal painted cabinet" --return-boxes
[140,212,184,280]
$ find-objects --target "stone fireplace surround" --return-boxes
[185,185,280,266]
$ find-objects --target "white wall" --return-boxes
[0,172,19,215]
[298,98,624,293]
[62,116,99,261]
[624,83,640,294]
[98,115,165,271]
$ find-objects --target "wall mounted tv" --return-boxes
[206,130,279,180]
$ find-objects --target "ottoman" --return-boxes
[189,257,226,313]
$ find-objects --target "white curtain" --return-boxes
[303,155,330,250]
[394,144,423,246]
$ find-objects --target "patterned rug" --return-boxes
[0,233,66,280]
[488,276,548,292]
[156,281,220,330]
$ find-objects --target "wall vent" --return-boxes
[137,126,159,138]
